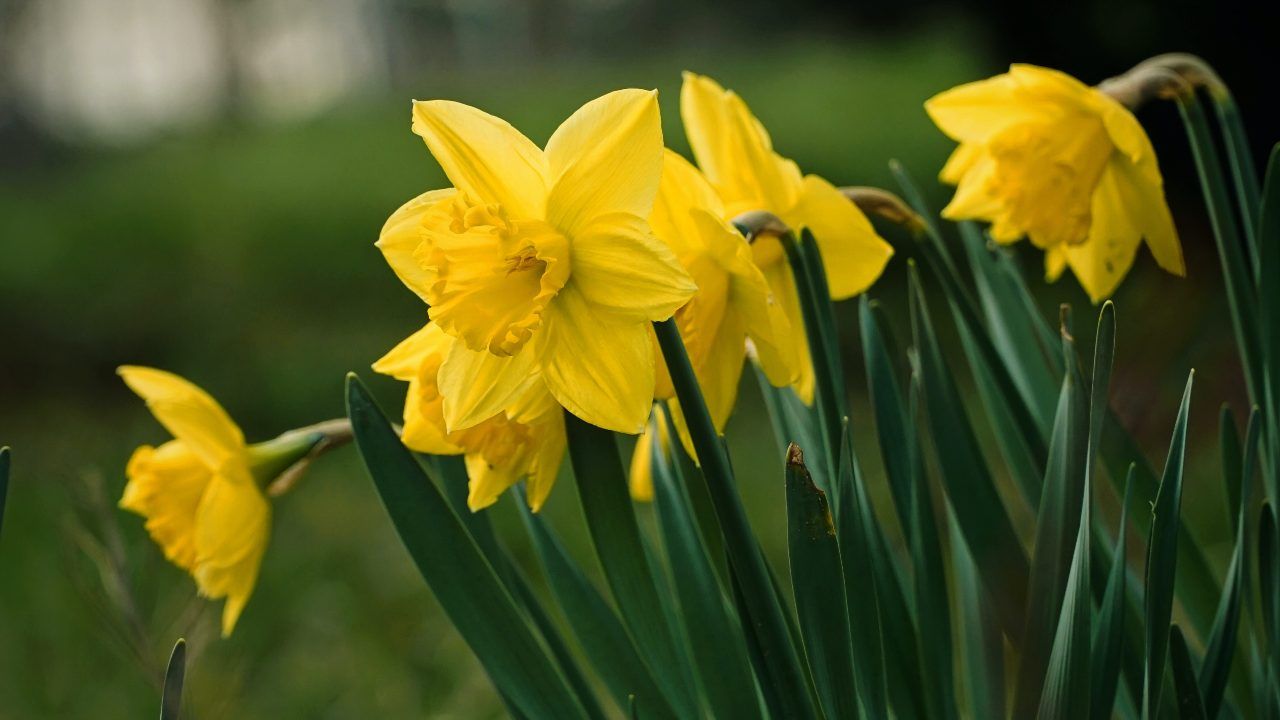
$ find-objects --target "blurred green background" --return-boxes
[0,0,1273,716]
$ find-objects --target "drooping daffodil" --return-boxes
[925,64,1185,302]
[378,89,696,435]
[680,72,893,402]
[373,322,565,512]
[119,366,306,637]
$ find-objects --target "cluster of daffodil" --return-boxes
[107,53,1280,720]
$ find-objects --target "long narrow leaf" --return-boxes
[786,444,859,720]
[345,374,588,720]
[1170,626,1209,720]
[1143,372,1196,719]
[1259,145,1280,506]
[564,415,699,717]
[1014,320,1088,720]
[952,522,1005,720]
[1092,469,1134,720]
[160,638,185,720]
[649,414,761,720]
[653,319,820,719]
[908,264,1029,643]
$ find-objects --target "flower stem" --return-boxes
[652,318,819,719]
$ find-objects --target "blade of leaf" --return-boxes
[908,263,1029,644]
[649,412,762,720]
[833,424,892,720]
[1200,408,1259,717]
[1036,451,1092,720]
[1013,318,1089,720]
[952,522,1005,720]
[1143,371,1195,719]
[160,638,185,720]
[345,374,589,720]
[1092,469,1134,720]
[786,443,859,720]
[1259,144,1280,506]
[564,414,699,717]
[1170,626,1209,720]
[516,495,677,720]
[653,318,821,720]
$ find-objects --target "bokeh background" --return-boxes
[0,0,1275,716]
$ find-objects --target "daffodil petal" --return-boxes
[1058,164,1145,303]
[786,175,894,299]
[729,241,797,389]
[465,454,520,512]
[401,376,462,455]
[411,100,547,219]
[680,72,802,214]
[119,366,246,471]
[570,212,697,320]
[925,71,1059,143]
[1112,156,1185,277]
[539,285,654,433]
[524,410,566,512]
[372,321,448,381]
[628,423,657,502]
[376,189,456,303]
[760,262,815,405]
[192,474,270,636]
[1045,246,1068,282]
[545,89,663,237]
[653,150,727,251]
[941,152,1006,222]
[438,343,540,432]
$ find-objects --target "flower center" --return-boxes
[415,194,570,356]
[985,113,1113,248]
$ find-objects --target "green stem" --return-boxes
[1210,92,1262,275]
[779,231,843,479]
[1177,94,1264,404]
[652,318,819,719]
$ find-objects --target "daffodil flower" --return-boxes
[628,150,799,497]
[680,72,893,402]
[378,90,696,435]
[926,64,1186,302]
[119,366,272,637]
[374,322,566,512]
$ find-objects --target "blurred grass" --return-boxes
[0,24,1247,718]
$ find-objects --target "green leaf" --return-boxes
[1176,95,1261,403]
[653,319,819,719]
[1260,144,1280,505]
[908,263,1029,644]
[859,298,914,534]
[1091,469,1133,720]
[1169,626,1208,720]
[160,638,185,720]
[1210,92,1262,272]
[1200,408,1259,718]
[1261,503,1278,658]
[1013,319,1088,720]
[786,443,859,720]
[345,374,588,720]
[1219,407,1243,535]
[1036,451,1092,720]
[420,455,609,720]
[1143,371,1195,719]
[1037,301,1114,720]
[563,414,699,717]
[952,523,1005,720]
[755,366,828,490]
[648,414,761,720]
[778,230,843,476]
[516,495,676,720]
[0,446,8,540]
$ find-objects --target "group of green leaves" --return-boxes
[343,89,1280,719]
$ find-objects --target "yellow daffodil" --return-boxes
[680,72,893,402]
[925,64,1185,302]
[119,366,271,637]
[628,404,671,502]
[374,322,566,512]
[378,89,696,435]
[627,150,798,497]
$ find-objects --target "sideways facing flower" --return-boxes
[378,89,696,436]
[628,149,799,497]
[373,323,565,512]
[119,367,327,637]
[926,64,1185,302]
[680,72,893,402]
